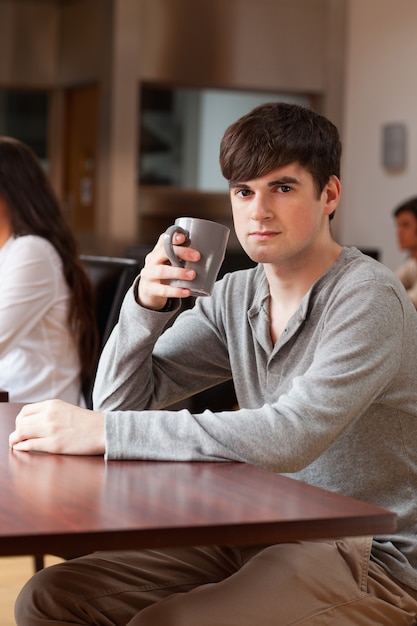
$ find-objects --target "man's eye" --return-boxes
[279,185,292,193]
[236,189,252,197]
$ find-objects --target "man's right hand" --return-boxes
[137,231,200,311]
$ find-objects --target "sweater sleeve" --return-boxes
[92,281,232,412]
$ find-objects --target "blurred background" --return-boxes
[0,0,414,271]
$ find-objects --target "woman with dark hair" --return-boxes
[0,136,97,403]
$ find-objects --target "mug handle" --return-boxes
[163,225,190,267]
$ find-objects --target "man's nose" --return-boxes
[250,195,273,220]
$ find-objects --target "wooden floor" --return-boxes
[0,555,63,625]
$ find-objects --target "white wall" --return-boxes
[342,0,417,270]
[197,91,311,191]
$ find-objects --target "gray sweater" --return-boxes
[94,247,417,589]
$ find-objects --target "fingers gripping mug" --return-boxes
[163,217,230,297]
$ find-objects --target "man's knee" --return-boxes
[15,567,49,624]
[15,563,73,625]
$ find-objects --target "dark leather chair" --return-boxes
[79,255,141,409]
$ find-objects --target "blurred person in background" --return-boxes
[0,136,97,403]
[393,196,417,308]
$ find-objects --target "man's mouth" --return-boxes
[249,231,279,240]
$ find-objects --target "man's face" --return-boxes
[395,211,417,252]
[229,163,339,267]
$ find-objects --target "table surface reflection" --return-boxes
[0,403,396,557]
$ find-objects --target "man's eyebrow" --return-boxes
[267,176,300,187]
[229,181,250,189]
[229,176,300,189]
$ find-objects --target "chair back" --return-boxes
[80,255,140,407]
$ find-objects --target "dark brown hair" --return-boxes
[219,102,342,217]
[0,136,98,389]
[393,196,417,220]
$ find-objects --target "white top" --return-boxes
[396,256,417,308]
[0,235,82,403]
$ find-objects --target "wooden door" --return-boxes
[63,84,99,232]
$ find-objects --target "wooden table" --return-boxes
[0,403,396,557]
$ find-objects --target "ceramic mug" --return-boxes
[163,217,230,297]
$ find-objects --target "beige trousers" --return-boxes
[15,537,417,625]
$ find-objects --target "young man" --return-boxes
[10,103,417,625]
[393,196,417,307]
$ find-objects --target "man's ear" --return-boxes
[323,175,341,216]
